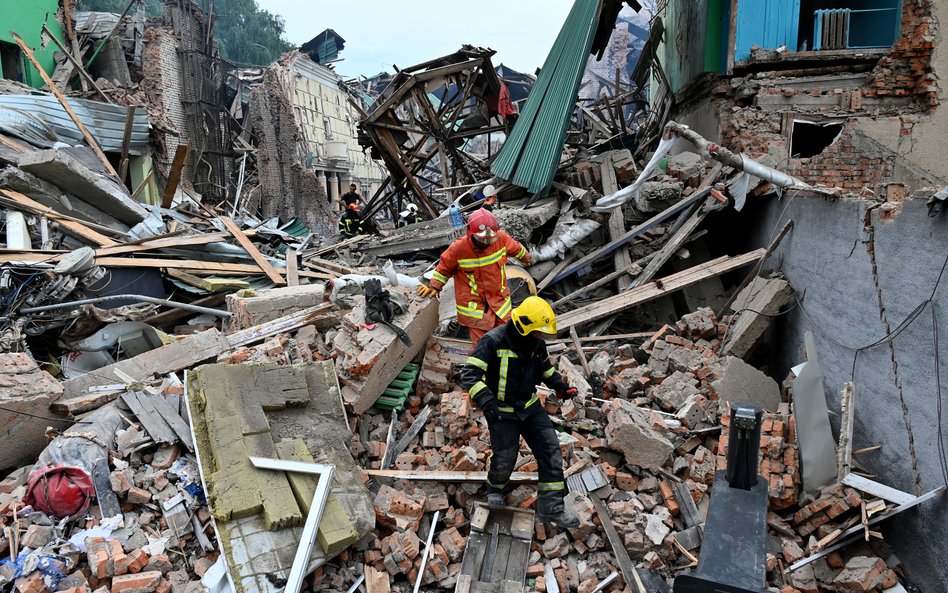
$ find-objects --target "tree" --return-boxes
[213,0,293,66]
[75,0,293,66]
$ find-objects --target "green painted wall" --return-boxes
[0,0,65,89]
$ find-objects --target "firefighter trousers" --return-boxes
[485,403,566,515]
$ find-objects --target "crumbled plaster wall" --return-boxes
[741,194,948,593]
[671,0,945,194]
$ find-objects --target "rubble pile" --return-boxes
[0,1,942,592]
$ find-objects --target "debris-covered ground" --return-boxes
[1,1,946,593]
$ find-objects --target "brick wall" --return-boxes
[785,127,896,191]
[864,0,940,108]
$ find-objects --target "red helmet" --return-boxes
[348,203,361,212]
[467,208,499,243]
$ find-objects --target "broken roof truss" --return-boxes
[359,46,507,220]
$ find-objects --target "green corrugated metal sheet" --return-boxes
[491,0,603,194]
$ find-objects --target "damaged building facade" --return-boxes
[646,0,948,589]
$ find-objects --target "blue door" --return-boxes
[735,0,802,62]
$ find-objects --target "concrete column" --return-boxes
[329,174,340,211]
[317,170,329,204]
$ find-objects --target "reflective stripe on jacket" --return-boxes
[428,231,530,330]
[460,323,569,413]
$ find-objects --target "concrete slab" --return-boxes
[711,356,782,412]
[334,292,439,413]
[63,329,230,398]
[226,284,329,332]
[0,353,69,471]
[723,277,793,359]
[18,148,148,225]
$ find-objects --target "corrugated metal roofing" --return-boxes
[490,0,603,194]
[0,95,151,153]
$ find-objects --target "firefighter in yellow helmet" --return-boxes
[459,296,579,527]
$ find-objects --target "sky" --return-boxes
[255,0,576,80]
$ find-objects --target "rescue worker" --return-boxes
[417,208,531,347]
[460,296,579,527]
[481,184,498,211]
[397,203,424,228]
[338,203,365,237]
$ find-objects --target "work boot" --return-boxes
[486,492,505,509]
[538,509,580,529]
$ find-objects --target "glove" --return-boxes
[417,284,440,298]
[478,396,502,425]
[557,387,578,399]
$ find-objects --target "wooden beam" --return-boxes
[10,32,118,177]
[629,196,716,289]
[218,216,286,285]
[95,232,229,257]
[552,189,709,285]
[0,252,286,277]
[40,24,113,103]
[363,470,538,482]
[557,249,767,331]
[286,248,299,286]
[569,326,591,377]
[161,144,189,208]
[589,492,647,593]
[0,189,117,246]
[119,105,135,182]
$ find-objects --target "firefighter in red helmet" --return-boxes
[417,208,532,348]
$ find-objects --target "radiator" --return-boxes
[813,9,851,50]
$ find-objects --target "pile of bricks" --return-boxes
[0,445,215,593]
[308,301,917,593]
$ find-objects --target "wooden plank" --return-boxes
[121,391,178,444]
[144,393,194,451]
[92,457,122,518]
[0,190,118,247]
[837,382,856,482]
[569,327,591,377]
[0,252,291,277]
[390,406,432,463]
[286,248,299,286]
[673,482,702,529]
[365,470,538,482]
[10,32,118,177]
[50,389,122,415]
[226,303,334,349]
[161,144,189,208]
[599,153,633,288]
[380,411,400,470]
[487,527,513,583]
[40,24,113,104]
[589,492,647,593]
[558,250,767,330]
[552,189,709,285]
[218,216,286,285]
[841,473,915,506]
[789,486,946,572]
[629,196,716,289]
[119,105,134,181]
[95,232,229,257]
[548,332,653,345]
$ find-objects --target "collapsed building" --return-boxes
[0,0,947,593]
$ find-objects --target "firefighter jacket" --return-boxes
[428,231,530,330]
[460,323,569,414]
[338,211,365,237]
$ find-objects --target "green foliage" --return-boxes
[75,0,293,66]
[213,0,294,66]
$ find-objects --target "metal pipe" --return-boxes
[19,294,232,318]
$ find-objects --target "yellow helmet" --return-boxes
[511,296,557,336]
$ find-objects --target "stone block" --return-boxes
[605,400,674,470]
[723,278,793,359]
[711,356,781,412]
